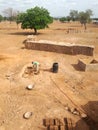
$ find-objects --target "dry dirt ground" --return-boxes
[0,21,98,130]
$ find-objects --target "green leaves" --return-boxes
[78,9,93,29]
[16,6,53,34]
[16,13,26,24]
[79,9,93,24]
[59,17,67,22]
[0,15,3,22]
[69,10,79,21]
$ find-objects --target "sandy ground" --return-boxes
[0,21,98,130]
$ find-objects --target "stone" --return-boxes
[26,84,34,90]
[23,112,33,119]
[65,106,71,112]
[81,113,87,118]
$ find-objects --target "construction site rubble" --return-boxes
[65,105,80,116]
[43,118,75,130]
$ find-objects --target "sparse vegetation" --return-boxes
[0,6,98,130]
[59,9,93,30]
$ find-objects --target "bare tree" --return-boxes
[3,8,14,23]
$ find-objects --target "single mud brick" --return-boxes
[42,127,48,130]
[60,125,65,130]
[59,119,65,125]
[67,118,74,130]
[49,125,56,130]
[64,118,67,125]
[71,119,75,128]
[53,126,59,130]
[67,118,72,124]
[65,124,68,130]
[49,119,55,125]
[44,119,50,126]
[47,126,50,130]
[54,118,60,125]
[67,118,73,130]
[43,119,46,126]
[67,123,73,130]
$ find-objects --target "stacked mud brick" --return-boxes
[43,118,75,130]
[78,59,98,71]
[24,40,94,56]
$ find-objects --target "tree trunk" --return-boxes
[34,28,37,35]
[10,20,11,24]
[17,23,19,29]
[84,23,87,30]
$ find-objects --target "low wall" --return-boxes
[78,59,98,71]
[78,60,86,71]
[24,40,94,56]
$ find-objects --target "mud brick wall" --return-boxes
[78,59,98,71]
[78,60,86,71]
[24,41,94,56]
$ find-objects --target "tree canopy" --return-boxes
[69,10,79,21]
[0,15,3,22]
[59,16,71,23]
[59,9,93,30]
[79,9,93,29]
[17,6,53,34]
[59,17,67,22]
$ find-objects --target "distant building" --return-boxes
[92,20,98,24]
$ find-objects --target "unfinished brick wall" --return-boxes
[24,40,94,56]
[78,59,98,71]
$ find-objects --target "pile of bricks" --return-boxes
[43,118,75,130]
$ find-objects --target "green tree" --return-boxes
[66,16,71,22]
[16,12,25,24]
[79,9,93,30]
[16,12,26,29]
[59,16,71,23]
[69,10,79,21]
[86,9,93,16]
[59,17,67,22]
[0,15,3,22]
[17,6,53,34]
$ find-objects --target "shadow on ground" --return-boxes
[81,101,98,130]
[71,64,83,71]
[8,31,43,36]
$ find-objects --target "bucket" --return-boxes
[52,63,58,73]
